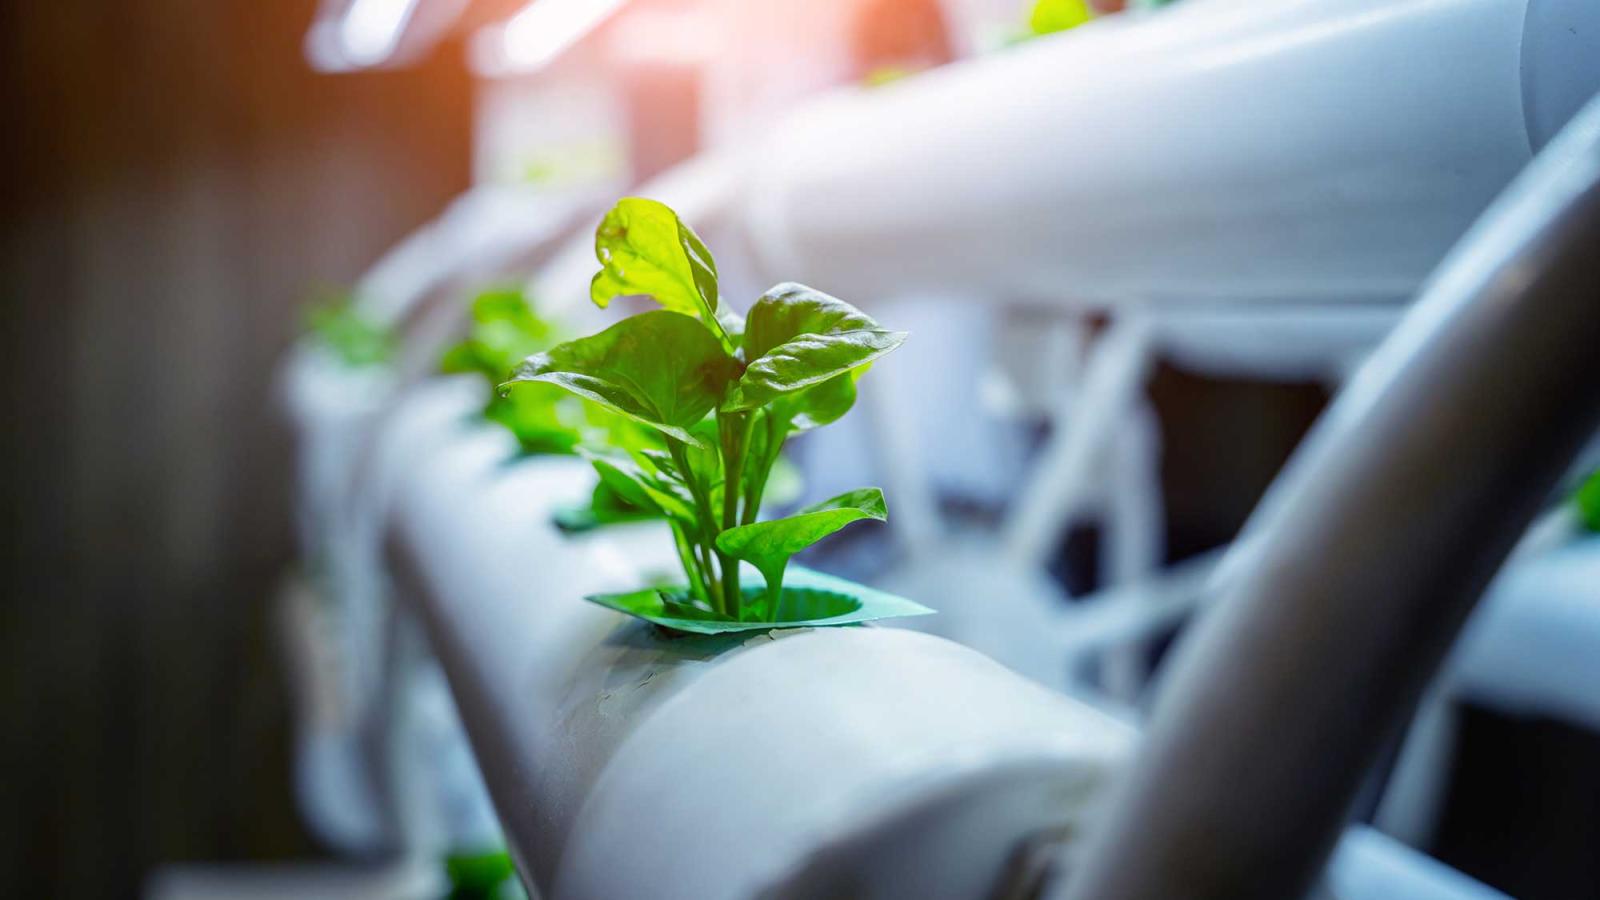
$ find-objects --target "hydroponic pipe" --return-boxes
[380,382,1133,899]
[738,0,1600,306]
[1062,91,1600,900]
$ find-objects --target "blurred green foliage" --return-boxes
[443,849,521,900]
[1027,0,1094,36]
[305,292,392,367]
[442,288,587,455]
[1576,468,1600,533]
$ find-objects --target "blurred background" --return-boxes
[3,0,1597,898]
[1,2,469,895]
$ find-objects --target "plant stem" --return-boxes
[669,520,710,605]
[742,457,772,526]
[668,439,724,616]
[696,541,719,608]
[741,415,782,526]
[763,563,786,622]
[717,412,754,617]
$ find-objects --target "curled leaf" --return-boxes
[590,197,727,344]
[727,283,906,410]
[581,449,696,523]
[715,488,888,616]
[770,367,862,433]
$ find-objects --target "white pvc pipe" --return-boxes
[739,0,1599,308]
[1451,533,1600,730]
[1322,827,1511,900]
[379,378,1511,898]
[275,182,614,855]
[354,184,602,330]
[380,381,1135,899]
[1374,511,1595,845]
[1003,316,1153,567]
[1099,400,1165,701]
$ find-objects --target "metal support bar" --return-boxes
[1003,316,1153,569]
[1061,94,1600,900]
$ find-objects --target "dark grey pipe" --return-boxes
[1062,94,1600,900]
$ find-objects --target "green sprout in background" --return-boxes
[305,291,392,367]
[863,65,915,87]
[441,288,586,456]
[440,286,662,530]
[1027,0,1095,36]
[503,198,909,624]
[1020,0,1184,44]
[443,849,522,900]
[1576,468,1600,533]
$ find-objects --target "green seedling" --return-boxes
[443,848,518,900]
[503,198,924,628]
[1576,468,1600,533]
[1027,0,1094,36]
[441,287,588,455]
[442,287,658,528]
[306,291,392,367]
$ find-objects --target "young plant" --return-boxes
[503,198,917,625]
[441,287,586,455]
[1576,468,1600,533]
[1026,0,1094,37]
[306,291,392,367]
[444,287,660,529]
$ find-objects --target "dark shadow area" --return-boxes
[1433,705,1600,899]
[0,3,472,896]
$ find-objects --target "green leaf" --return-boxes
[1576,468,1600,533]
[591,477,660,520]
[487,385,583,455]
[678,417,726,487]
[577,399,661,456]
[716,487,887,562]
[471,287,543,327]
[306,293,392,367]
[581,449,696,523]
[769,368,861,433]
[1028,0,1093,37]
[440,288,557,380]
[717,306,745,350]
[760,452,805,509]
[589,197,727,344]
[639,421,723,495]
[438,342,481,375]
[443,287,595,457]
[727,283,906,410]
[445,849,516,896]
[553,470,667,533]
[715,488,888,608]
[504,310,735,446]
[585,565,932,635]
[740,283,883,362]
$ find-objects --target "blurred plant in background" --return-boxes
[441,286,662,530]
[444,849,523,900]
[306,291,393,367]
[441,288,588,455]
[1576,468,1600,532]
[1027,0,1095,36]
